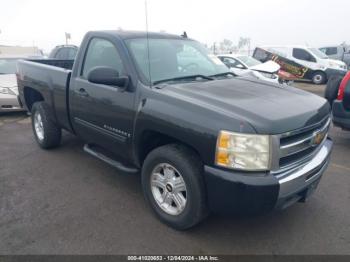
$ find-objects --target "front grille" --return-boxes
[278,116,331,169]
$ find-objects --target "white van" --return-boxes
[253,46,347,84]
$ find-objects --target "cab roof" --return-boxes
[89,30,192,40]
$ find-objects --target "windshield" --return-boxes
[0,59,18,74]
[237,55,261,67]
[308,48,328,59]
[126,38,230,84]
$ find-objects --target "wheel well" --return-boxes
[138,130,201,165]
[23,87,44,111]
[313,70,326,77]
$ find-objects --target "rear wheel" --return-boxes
[141,144,208,230]
[31,102,62,149]
[312,71,327,85]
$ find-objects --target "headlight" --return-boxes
[215,131,271,171]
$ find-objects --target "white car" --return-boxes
[217,54,281,84]
[0,57,25,112]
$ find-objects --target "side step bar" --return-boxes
[83,144,139,174]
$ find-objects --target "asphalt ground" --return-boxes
[0,83,349,255]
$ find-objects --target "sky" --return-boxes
[0,0,349,53]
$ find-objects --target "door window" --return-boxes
[82,38,124,78]
[221,57,244,68]
[292,48,315,62]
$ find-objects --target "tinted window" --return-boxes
[292,48,314,62]
[82,38,124,78]
[326,47,338,55]
[253,48,269,61]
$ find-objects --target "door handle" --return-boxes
[78,88,89,97]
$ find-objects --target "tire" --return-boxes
[141,144,208,230]
[312,71,327,85]
[31,102,62,149]
[324,75,342,106]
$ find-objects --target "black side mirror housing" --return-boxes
[87,66,129,89]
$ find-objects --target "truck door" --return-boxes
[70,37,135,159]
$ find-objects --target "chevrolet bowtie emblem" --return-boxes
[311,130,325,147]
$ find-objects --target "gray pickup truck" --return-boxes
[17,30,333,229]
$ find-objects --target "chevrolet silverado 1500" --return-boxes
[17,31,333,229]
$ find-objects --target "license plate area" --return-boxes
[298,179,320,203]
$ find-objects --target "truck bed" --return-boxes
[26,59,74,70]
[17,59,74,132]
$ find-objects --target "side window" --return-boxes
[319,48,327,54]
[292,48,315,62]
[326,47,337,56]
[221,57,243,68]
[82,38,124,78]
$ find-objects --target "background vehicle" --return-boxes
[17,30,332,230]
[0,54,42,112]
[217,54,280,84]
[331,71,350,130]
[319,45,350,68]
[253,46,347,84]
[48,45,78,60]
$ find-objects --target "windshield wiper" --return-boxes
[209,72,236,78]
[153,74,214,86]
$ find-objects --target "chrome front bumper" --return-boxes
[275,138,333,209]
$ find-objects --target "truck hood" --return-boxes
[0,74,19,95]
[163,78,330,134]
[249,60,280,74]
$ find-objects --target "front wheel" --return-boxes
[141,144,208,230]
[312,71,327,85]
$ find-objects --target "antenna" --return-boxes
[145,0,152,87]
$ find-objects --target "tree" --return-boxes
[238,37,251,55]
[218,39,235,53]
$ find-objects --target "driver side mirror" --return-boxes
[87,66,129,90]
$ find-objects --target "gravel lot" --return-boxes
[0,83,349,255]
